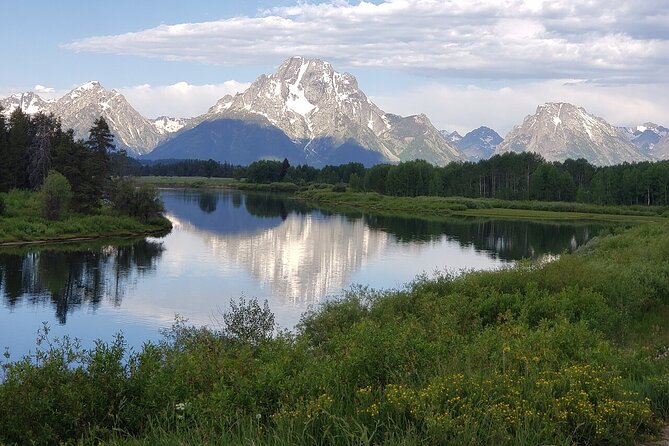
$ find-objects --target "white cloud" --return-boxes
[117,81,250,118]
[372,80,669,136]
[63,0,669,82]
[34,84,54,93]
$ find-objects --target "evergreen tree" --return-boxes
[6,108,31,189]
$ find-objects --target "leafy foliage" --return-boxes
[221,298,275,345]
[41,170,73,220]
[108,178,165,223]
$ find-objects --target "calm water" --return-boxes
[0,189,609,359]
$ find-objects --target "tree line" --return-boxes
[131,153,669,207]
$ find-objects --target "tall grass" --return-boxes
[2,223,669,445]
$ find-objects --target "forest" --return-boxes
[0,107,167,242]
[128,153,669,207]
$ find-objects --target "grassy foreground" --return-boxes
[0,190,171,245]
[1,222,669,445]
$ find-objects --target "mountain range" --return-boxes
[1,56,667,166]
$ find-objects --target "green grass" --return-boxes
[299,190,669,223]
[2,222,669,445]
[0,190,171,245]
[134,176,237,188]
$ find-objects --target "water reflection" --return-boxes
[0,189,612,358]
[164,190,607,302]
[0,240,164,323]
[360,214,597,260]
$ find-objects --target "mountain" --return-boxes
[149,56,463,166]
[151,116,189,135]
[47,81,164,156]
[0,92,52,116]
[440,130,462,144]
[145,118,306,166]
[496,102,648,165]
[455,126,502,161]
[620,122,669,157]
[654,134,669,160]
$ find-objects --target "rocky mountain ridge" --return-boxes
[496,102,649,166]
[170,56,462,166]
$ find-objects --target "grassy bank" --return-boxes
[1,222,669,445]
[299,189,669,223]
[0,190,172,245]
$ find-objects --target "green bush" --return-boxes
[41,170,73,221]
[108,178,165,222]
[0,194,5,216]
[331,183,348,192]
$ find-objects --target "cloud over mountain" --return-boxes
[63,0,669,83]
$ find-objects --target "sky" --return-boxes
[1,0,669,135]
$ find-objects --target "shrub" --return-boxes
[221,298,275,345]
[41,171,73,221]
[332,183,348,193]
[0,194,5,216]
[108,178,165,222]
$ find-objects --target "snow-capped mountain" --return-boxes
[620,122,669,156]
[454,126,502,161]
[496,103,648,165]
[151,116,189,135]
[160,56,463,166]
[47,81,163,156]
[440,130,463,144]
[0,92,52,117]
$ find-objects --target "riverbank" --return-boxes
[0,190,172,246]
[1,220,668,445]
[133,176,669,223]
[299,189,669,223]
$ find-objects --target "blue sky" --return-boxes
[2,1,669,134]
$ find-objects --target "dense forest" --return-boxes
[129,153,669,207]
[0,106,163,222]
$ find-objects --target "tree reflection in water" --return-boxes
[0,239,164,324]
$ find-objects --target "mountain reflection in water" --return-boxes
[0,189,610,358]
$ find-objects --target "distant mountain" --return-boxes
[151,116,189,135]
[145,118,306,166]
[455,126,502,161]
[0,92,52,116]
[48,81,164,156]
[620,122,669,157]
[654,134,669,160]
[496,102,648,165]
[440,130,462,144]
[150,56,463,166]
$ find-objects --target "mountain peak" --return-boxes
[162,57,463,166]
[497,102,647,165]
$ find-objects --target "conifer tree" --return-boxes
[6,108,31,189]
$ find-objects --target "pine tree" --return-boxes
[84,116,115,209]
[6,108,31,189]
